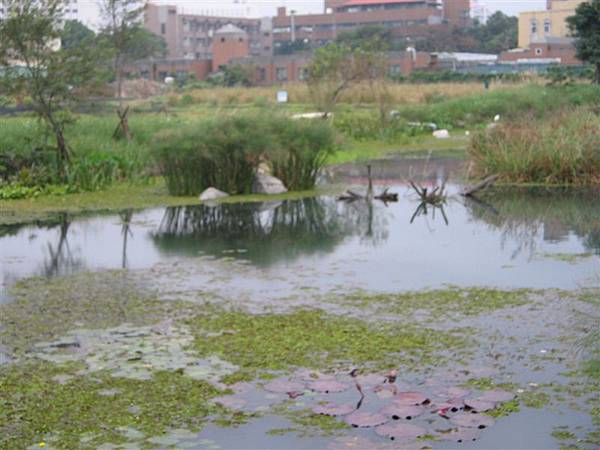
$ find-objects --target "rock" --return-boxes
[433,129,449,139]
[199,187,229,201]
[253,174,287,195]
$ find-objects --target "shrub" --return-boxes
[152,115,339,196]
[152,115,270,196]
[467,108,600,185]
[270,118,338,190]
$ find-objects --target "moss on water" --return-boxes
[0,363,222,450]
[336,287,533,319]
[188,309,468,379]
[1,272,202,354]
[269,404,350,437]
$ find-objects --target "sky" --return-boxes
[77,0,547,27]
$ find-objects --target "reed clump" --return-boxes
[467,107,600,185]
[151,114,338,196]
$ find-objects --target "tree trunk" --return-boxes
[596,63,600,85]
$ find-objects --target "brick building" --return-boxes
[499,37,580,65]
[136,0,470,85]
[144,3,271,60]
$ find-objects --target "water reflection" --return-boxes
[464,187,600,258]
[151,198,389,265]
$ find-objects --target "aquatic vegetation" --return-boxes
[188,309,468,378]
[335,287,532,319]
[0,363,223,449]
[1,271,202,354]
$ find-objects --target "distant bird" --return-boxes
[494,114,501,122]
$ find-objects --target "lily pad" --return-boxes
[375,423,427,441]
[394,391,429,406]
[435,427,480,442]
[478,389,515,403]
[345,411,388,428]
[464,398,495,412]
[355,373,385,386]
[264,380,305,394]
[308,380,352,394]
[450,412,495,429]
[435,386,471,399]
[432,398,464,413]
[313,403,356,417]
[380,404,424,420]
[212,395,247,410]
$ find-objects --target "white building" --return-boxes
[0,0,82,21]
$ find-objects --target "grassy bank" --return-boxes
[468,108,600,185]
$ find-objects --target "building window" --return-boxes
[544,19,551,34]
[161,23,166,34]
[221,37,225,43]
[276,67,288,82]
[298,67,308,81]
[388,65,402,77]
[531,18,537,35]
[258,67,266,81]
[239,37,243,42]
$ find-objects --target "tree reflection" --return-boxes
[41,213,84,277]
[119,210,134,269]
[464,187,600,258]
[151,197,390,266]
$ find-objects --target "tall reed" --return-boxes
[468,108,600,185]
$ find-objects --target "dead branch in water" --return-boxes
[409,179,447,206]
[461,174,499,197]
[337,164,398,204]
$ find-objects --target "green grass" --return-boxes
[0,178,321,225]
[397,84,600,130]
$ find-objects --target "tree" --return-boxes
[567,0,600,84]
[61,19,95,51]
[306,38,388,119]
[99,0,166,140]
[0,0,106,179]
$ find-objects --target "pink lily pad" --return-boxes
[380,404,424,420]
[432,398,464,413]
[345,411,388,428]
[478,389,515,403]
[435,427,480,442]
[450,412,495,429]
[313,403,356,417]
[355,373,386,386]
[394,391,429,406]
[373,384,397,399]
[435,386,471,399]
[308,380,352,394]
[464,398,496,412]
[375,423,427,441]
[264,380,305,394]
[212,395,247,410]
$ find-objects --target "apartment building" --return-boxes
[0,0,80,20]
[518,0,584,48]
[144,3,272,61]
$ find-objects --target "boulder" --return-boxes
[433,129,450,139]
[199,187,229,201]
[253,174,288,195]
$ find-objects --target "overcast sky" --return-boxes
[78,0,547,26]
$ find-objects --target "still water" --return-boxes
[1,160,599,302]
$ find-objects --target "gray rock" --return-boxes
[199,187,229,201]
[253,174,288,195]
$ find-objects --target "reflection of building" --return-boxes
[498,0,582,65]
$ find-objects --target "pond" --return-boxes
[1,156,599,450]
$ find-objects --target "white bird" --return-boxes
[494,114,501,122]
